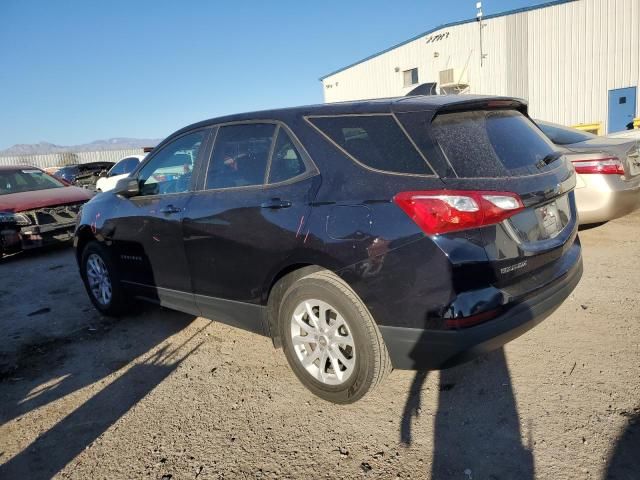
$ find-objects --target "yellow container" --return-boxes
[571,122,603,135]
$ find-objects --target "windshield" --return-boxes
[0,168,66,195]
[536,120,598,145]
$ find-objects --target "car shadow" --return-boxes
[400,333,535,478]
[0,242,72,264]
[578,222,607,231]
[604,406,640,479]
[0,311,203,480]
[0,306,195,427]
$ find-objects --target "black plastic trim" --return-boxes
[379,255,583,370]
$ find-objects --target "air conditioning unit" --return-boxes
[439,68,469,88]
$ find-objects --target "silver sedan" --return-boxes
[536,120,640,224]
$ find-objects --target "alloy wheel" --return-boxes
[86,253,112,306]
[290,299,356,385]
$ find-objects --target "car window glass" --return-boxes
[137,132,205,196]
[431,110,559,177]
[206,123,276,189]
[0,169,65,195]
[308,115,432,175]
[268,129,306,183]
[109,157,139,176]
[537,121,597,145]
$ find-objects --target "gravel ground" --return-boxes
[0,212,639,480]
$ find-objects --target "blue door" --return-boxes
[608,87,637,133]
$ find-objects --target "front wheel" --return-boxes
[80,241,129,316]
[279,270,391,404]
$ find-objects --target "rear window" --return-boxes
[431,110,559,177]
[536,120,597,145]
[308,115,432,175]
[268,128,306,183]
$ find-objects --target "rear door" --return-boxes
[183,122,317,333]
[400,106,578,287]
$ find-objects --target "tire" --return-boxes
[279,269,391,403]
[80,241,129,316]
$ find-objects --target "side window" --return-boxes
[206,123,276,189]
[110,157,139,177]
[137,131,205,196]
[308,115,432,175]
[268,128,306,183]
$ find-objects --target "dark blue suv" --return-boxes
[74,95,582,403]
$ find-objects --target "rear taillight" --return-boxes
[445,308,502,329]
[394,190,524,235]
[571,156,624,175]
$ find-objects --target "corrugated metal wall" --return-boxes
[0,149,145,170]
[321,0,640,132]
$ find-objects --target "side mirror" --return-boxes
[99,170,108,178]
[114,177,139,197]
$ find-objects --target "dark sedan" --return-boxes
[54,161,115,190]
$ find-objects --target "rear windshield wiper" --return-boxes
[536,152,564,169]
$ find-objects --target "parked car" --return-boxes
[536,120,640,224]
[54,161,115,189]
[607,128,640,140]
[95,155,144,192]
[75,96,582,403]
[0,165,93,257]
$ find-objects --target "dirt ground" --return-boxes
[1,212,638,480]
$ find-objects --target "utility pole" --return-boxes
[476,2,485,67]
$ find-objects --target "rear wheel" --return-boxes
[279,269,391,403]
[80,241,129,316]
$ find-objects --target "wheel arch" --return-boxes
[74,225,97,264]
[264,255,343,348]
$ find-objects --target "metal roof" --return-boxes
[319,0,578,81]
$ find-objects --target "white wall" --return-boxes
[321,0,640,132]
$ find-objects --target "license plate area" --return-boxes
[536,201,563,238]
[506,194,572,243]
[628,158,640,176]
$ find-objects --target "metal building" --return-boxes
[320,0,640,134]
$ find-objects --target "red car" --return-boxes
[0,165,93,257]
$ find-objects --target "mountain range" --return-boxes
[1,138,162,156]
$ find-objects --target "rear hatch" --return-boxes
[396,100,579,303]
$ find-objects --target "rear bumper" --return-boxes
[575,173,640,224]
[379,254,583,370]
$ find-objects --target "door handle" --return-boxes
[159,205,183,214]
[261,198,292,209]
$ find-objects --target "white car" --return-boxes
[607,129,640,140]
[95,155,145,192]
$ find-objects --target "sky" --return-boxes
[0,0,551,149]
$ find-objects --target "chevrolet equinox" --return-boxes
[75,95,583,403]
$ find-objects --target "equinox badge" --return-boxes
[500,261,527,274]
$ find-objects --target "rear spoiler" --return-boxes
[405,83,438,96]
[434,98,528,116]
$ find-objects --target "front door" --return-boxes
[608,87,637,133]
[111,129,209,314]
